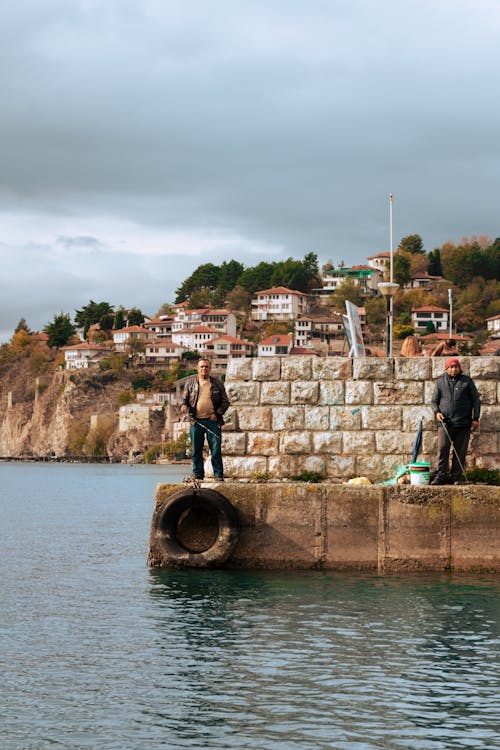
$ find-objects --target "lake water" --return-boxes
[1,462,499,750]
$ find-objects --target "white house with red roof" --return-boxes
[171,308,236,336]
[294,313,344,349]
[411,305,449,332]
[62,343,110,369]
[366,251,390,274]
[144,338,185,365]
[201,335,253,369]
[251,287,309,322]
[113,326,153,352]
[143,317,173,337]
[171,325,220,351]
[257,333,294,356]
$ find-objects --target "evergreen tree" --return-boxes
[14,318,31,334]
[114,309,125,330]
[393,253,411,286]
[44,313,76,348]
[398,234,425,254]
[427,249,443,276]
[237,261,277,295]
[128,308,145,326]
[75,300,114,336]
[175,263,220,302]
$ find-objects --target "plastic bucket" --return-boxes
[409,462,431,486]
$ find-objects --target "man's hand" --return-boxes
[472,420,479,430]
[435,412,445,423]
[180,404,188,414]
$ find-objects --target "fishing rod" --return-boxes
[183,415,222,441]
[440,420,469,483]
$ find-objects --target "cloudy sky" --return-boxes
[1,0,499,342]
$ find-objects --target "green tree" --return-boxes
[113,308,125,329]
[271,258,308,292]
[441,241,484,287]
[398,234,424,254]
[393,253,411,286]
[75,300,114,336]
[188,288,213,308]
[175,262,220,302]
[328,279,363,310]
[99,313,114,332]
[14,318,31,335]
[215,260,245,303]
[128,307,144,326]
[44,313,76,348]
[303,251,320,279]
[427,248,443,276]
[237,261,276,295]
[481,238,500,280]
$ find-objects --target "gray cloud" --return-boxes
[0,0,499,341]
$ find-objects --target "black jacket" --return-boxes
[182,375,230,425]
[431,372,480,428]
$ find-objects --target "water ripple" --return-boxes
[1,464,499,749]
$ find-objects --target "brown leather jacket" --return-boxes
[182,375,230,425]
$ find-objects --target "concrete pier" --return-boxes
[149,483,500,572]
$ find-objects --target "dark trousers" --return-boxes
[190,419,223,479]
[436,424,471,482]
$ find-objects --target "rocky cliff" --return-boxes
[0,355,165,460]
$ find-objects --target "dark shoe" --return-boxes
[431,477,445,485]
[214,477,224,482]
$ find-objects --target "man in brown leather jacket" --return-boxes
[181,359,230,480]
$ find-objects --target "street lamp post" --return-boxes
[378,192,399,357]
[448,288,453,337]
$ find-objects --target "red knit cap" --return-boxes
[445,357,460,370]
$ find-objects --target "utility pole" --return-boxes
[448,288,453,337]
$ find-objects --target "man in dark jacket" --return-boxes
[181,358,230,480]
[431,357,480,484]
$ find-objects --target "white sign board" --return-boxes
[344,301,366,357]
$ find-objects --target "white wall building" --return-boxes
[294,314,343,349]
[113,326,153,352]
[171,326,220,351]
[62,343,109,369]
[251,287,309,322]
[257,334,294,356]
[171,308,237,337]
[486,314,500,334]
[411,305,449,332]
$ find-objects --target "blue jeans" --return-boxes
[190,419,223,478]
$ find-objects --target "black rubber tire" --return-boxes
[153,488,240,568]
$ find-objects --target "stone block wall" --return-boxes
[220,356,499,482]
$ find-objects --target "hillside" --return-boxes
[0,347,163,460]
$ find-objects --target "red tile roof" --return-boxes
[411,305,448,313]
[256,286,307,296]
[258,334,293,346]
